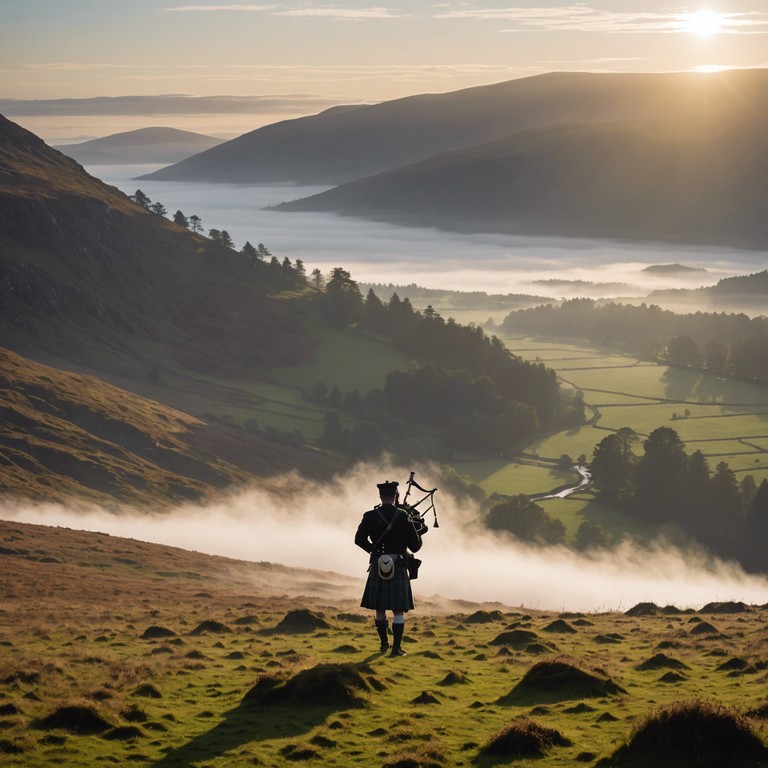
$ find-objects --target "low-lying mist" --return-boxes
[92,165,767,307]
[4,463,767,613]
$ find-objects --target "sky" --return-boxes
[3,1,768,139]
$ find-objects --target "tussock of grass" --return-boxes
[477,717,572,761]
[490,629,541,648]
[188,620,231,635]
[597,699,768,767]
[263,609,331,635]
[34,704,112,735]
[140,626,176,639]
[243,663,372,709]
[543,619,577,634]
[626,602,659,617]
[636,653,689,671]
[499,656,625,704]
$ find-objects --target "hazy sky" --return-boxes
[3,1,768,138]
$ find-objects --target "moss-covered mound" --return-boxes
[490,629,540,648]
[263,609,331,634]
[476,717,572,761]
[243,663,370,709]
[34,705,112,735]
[499,657,625,704]
[597,699,768,767]
[625,602,659,616]
[140,625,176,639]
[464,610,505,624]
[636,654,689,672]
[188,620,232,636]
[543,619,577,634]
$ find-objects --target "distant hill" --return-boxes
[54,126,223,165]
[277,114,768,249]
[141,69,768,185]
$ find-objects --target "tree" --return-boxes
[189,214,203,233]
[324,266,363,327]
[208,228,221,241]
[294,259,307,281]
[219,230,234,248]
[667,335,701,367]
[173,210,189,228]
[634,427,689,523]
[150,202,167,217]
[590,427,638,504]
[310,268,325,290]
[241,241,258,262]
[485,495,566,545]
[574,520,610,551]
[130,189,151,209]
[256,243,271,261]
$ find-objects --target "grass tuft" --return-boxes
[477,717,572,761]
[598,699,768,767]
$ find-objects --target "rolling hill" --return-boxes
[276,114,768,249]
[53,126,223,165]
[140,69,768,185]
[0,114,346,503]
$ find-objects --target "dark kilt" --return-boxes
[361,557,414,611]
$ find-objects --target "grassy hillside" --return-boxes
[0,348,343,508]
[143,69,768,185]
[278,114,768,249]
[2,519,768,767]
[0,114,364,499]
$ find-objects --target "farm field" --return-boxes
[3,519,768,768]
[503,336,768,485]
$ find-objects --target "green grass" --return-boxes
[4,520,768,768]
[273,327,413,395]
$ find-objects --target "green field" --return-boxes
[5,520,768,768]
[501,336,768,485]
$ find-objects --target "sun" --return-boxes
[683,9,726,37]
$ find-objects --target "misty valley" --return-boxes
[2,68,768,767]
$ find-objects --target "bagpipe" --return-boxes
[400,471,439,536]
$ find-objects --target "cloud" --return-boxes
[4,461,768,612]
[165,3,403,19]
[166,3,274,11]
[0,94,351,117]
[433,5,768,34]
[88,167,765,306]
[274,7,404,20]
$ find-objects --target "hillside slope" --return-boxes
[141,69,768,185]
[277,115,768,249]
[0,115,344,501]
[54,126,223,165]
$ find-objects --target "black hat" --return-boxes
[377,480,399,496]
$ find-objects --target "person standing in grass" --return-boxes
[355,480,423,657]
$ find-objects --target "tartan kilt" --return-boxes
[360,556,414,611]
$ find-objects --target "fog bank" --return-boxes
[4,464,767,612]
[90,166,768,304]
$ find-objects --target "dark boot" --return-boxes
[390,622,406,657]
[374,619,389,653]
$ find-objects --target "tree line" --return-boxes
[310,268,582,460]
[590,425,768,571]
[499,298,768,384]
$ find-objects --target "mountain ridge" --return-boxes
[275,114,768,249]
[140,69,768,186]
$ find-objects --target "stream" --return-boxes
[529,465,592,501]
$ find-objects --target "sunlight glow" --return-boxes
[682,9,726,37]
[693,63,731,73]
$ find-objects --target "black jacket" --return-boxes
[355,503,423,559]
